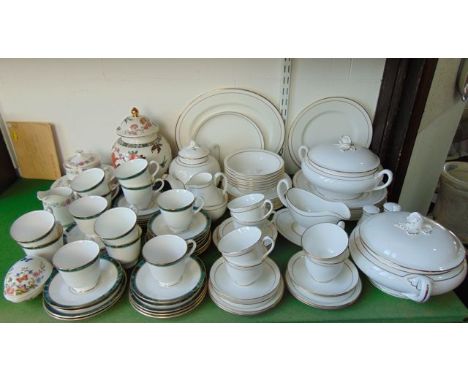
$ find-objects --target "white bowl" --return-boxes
[224,149,284,177]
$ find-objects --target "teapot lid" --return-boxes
[116,107,160,138]
[178,140,210,161]
[64,150,101,171]
[360,211,465,272]
[3,257,53,303]
[308,136,380,173]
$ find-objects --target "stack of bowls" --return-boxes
[129,235,207,318]
[210,226,283,315]
[10,210,64,262]
[224,149,289,209]
[286,223,362,309]
[43,242,126,320]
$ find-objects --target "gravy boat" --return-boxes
[277,179,350,235]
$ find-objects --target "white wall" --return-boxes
[0,58,384,173]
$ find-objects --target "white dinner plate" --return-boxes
[175,88,285,161]
[288,97,373,167]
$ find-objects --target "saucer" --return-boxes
[286,271,362,310]
[64,223,105,250]
[293,170,387,220]
[43,255,124,309]
[131,257,205,302]
[213,217,278,247]
[209,257,281,302]
[116,191,160,216]
[148,211,210,240]
[273,208,301,246]
[288,252,359,297]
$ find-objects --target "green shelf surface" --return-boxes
[1,178,467,323]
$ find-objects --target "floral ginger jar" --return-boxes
[111,107,172,177]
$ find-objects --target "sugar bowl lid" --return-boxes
[178,140,210,161]
[307,136,380,173]
[64,150,101,172]
[116,107,159,138]
[4,256,53,303]
[360,211,465,272]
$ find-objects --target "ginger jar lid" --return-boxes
[116,107,160,138]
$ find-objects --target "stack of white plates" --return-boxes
[209,257,284,315]
[42,254,126,321]
[146,211,212,256]
[285,251,362,309]
[129,256,207,318]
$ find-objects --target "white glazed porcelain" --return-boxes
[53,240,101,293]
[142,235,196,287]
[122,180,165,211]
[186,172,227,206]
[10,210,60,247]
[71,167,113,197]
[105,226,142,267]
[225,261,264,286]
[114,158,160,188]
[94,207,138,246]
[298,137,393,200]
[157,189,205,233]
[277,179,350,234]
[202,193,228,221]
[217,226,274,267]
[68,196,108,239]
[19,229,64,262]
[228,193,274,223]
[64,150,102,180]
[37,187,75,227]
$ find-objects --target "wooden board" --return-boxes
[7,122,61,180]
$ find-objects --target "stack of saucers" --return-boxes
[224,149,289,209]
[209,257,284,315]
[129,238,207,318]
[43,253,126,321]
[146,210,211,256]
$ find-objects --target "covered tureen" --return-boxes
[111,107,172,177]
[350,211,467,303]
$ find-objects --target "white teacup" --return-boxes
[68,196,108,239]
[121,180,165,210]
[185,172,227,207]
[157,189,205,234]
[142,235,196,287]
[227,193,273,224]
[19,228,64,262]
[71,168,112,197]
[115,158,160,189]
[10,210,61,248]
[225,260,264,286]
[94,207,138,246]
[105,226,142,268]
[53,240,101,292]
[217,226,274,267]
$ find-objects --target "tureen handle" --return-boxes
[372,169,393,191]
[298,145,309,162]
[402,275,432,303]
[276,178,291,207]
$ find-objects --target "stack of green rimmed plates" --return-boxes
[42,254,126,321]
[146,211,212,256]
[129,256,207,318]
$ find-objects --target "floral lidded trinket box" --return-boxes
[111,107,172,177]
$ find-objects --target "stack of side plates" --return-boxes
[212,216,277,247]
[285,251,361,310]
[146,211,212,256]
[43,254,126,321]
[114,191,161,231]
[129,256,207,318]
[209,257,284,316]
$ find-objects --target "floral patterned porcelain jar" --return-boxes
[111,107,172,177]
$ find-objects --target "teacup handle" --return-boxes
[260,235,275,261]
[372,169,393,191]
[267,210,276,222]
[193,196,205,214]
[214,172,228,194]
[185,239,197,257]
[298,145,309,162]
[152,178,165,193]
[148,160,161,181]
[337,221,346,229]
[260,199,274,220]
[276,178,290,207]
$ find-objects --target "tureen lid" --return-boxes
[360,211,465,272]
[178,140,210,161]
[3,257,53,303]
[64,150,101,171]
[116,107,159,138]
[308,136,380,173]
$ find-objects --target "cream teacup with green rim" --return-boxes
[53,240,101,293]
[105,226,142,268]
[115,158,160,189]
[142,235,196,286]
[157,189,205,234]
[10,210,61,248]
[121,179,165,210]
[94,207,138,246]
[71,167,112,197]
[68,196,108,239]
